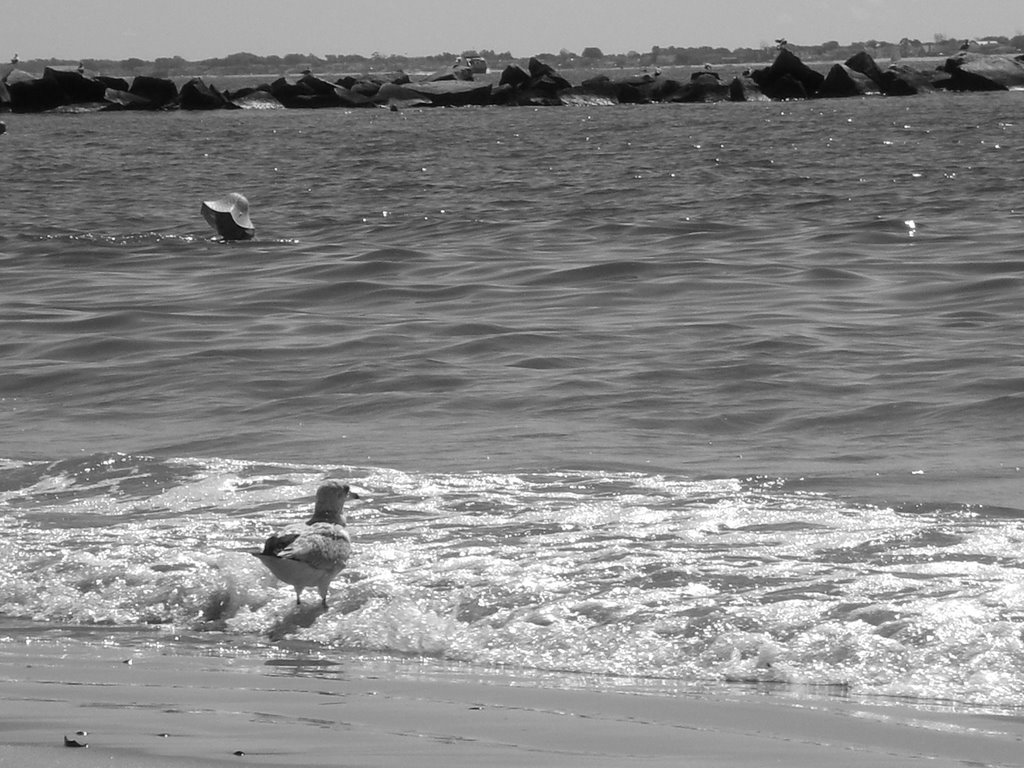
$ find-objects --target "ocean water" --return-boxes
[2,91,1024,710]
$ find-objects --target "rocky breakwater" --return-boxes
[3,49,1024,114]
[737,47,1024,99]
[937,50,1024,91]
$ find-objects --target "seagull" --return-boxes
[252,480,359,608]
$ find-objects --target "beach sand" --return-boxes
[2,639,1023,767]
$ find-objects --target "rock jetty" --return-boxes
[2,49,1023,113]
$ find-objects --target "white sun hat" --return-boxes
[201,192,255,240]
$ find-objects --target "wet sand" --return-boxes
[2,640,1023,767]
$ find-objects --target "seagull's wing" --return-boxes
[277,523,351,572]
[261,532,298,556]
[259,522,312,556]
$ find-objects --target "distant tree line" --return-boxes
[16,34,1024,78]
[564,34,1024,69]
[19,49,515,78]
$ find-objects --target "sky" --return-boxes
[3,0,1022,61]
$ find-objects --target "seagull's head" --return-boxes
[308,480,359,524]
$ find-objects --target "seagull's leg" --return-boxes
[294,586,303,605]
[318,583,329,609]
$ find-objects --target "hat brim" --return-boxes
[201,193,254,240]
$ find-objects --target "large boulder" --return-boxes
[750,48,824,98]
[102,87,154,110]
[400,80,492,107]
[3,68,34,85]
[43,67,107,103]
[584,73,654,103]
[527,57,571,90]
[128,75,178,108]
[489,83,519,105]
[268,77,305,105]
[578,74,620,101]
[728,75,769,102]
[664,71,730,102]
[576,71,719,104]
[844,51,886,88]
[96,75,130,92]
[498,63,531,89]
[349,79,383,99]
[521,58,573,103]
[614,83,652,103]
[376,80,492,107]
[764,73,809,101]
[180,78,232,110]
[650,75,685,101]
[939,52,1024,91]
[7,68,123,111]
[225,86,283,109]
[882,64,940,96]
[527,57,556,80]
[332,85,375,108]
[6,76,68,111]
[818,63,880,97]
[341,71,409,89]
[422,64,474,83]
[375,82,433,109]
[297,73,340,95]
[845,51,936,95]
[495,59,572,105]
[269,76,342,108]
[423,69,455,83]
